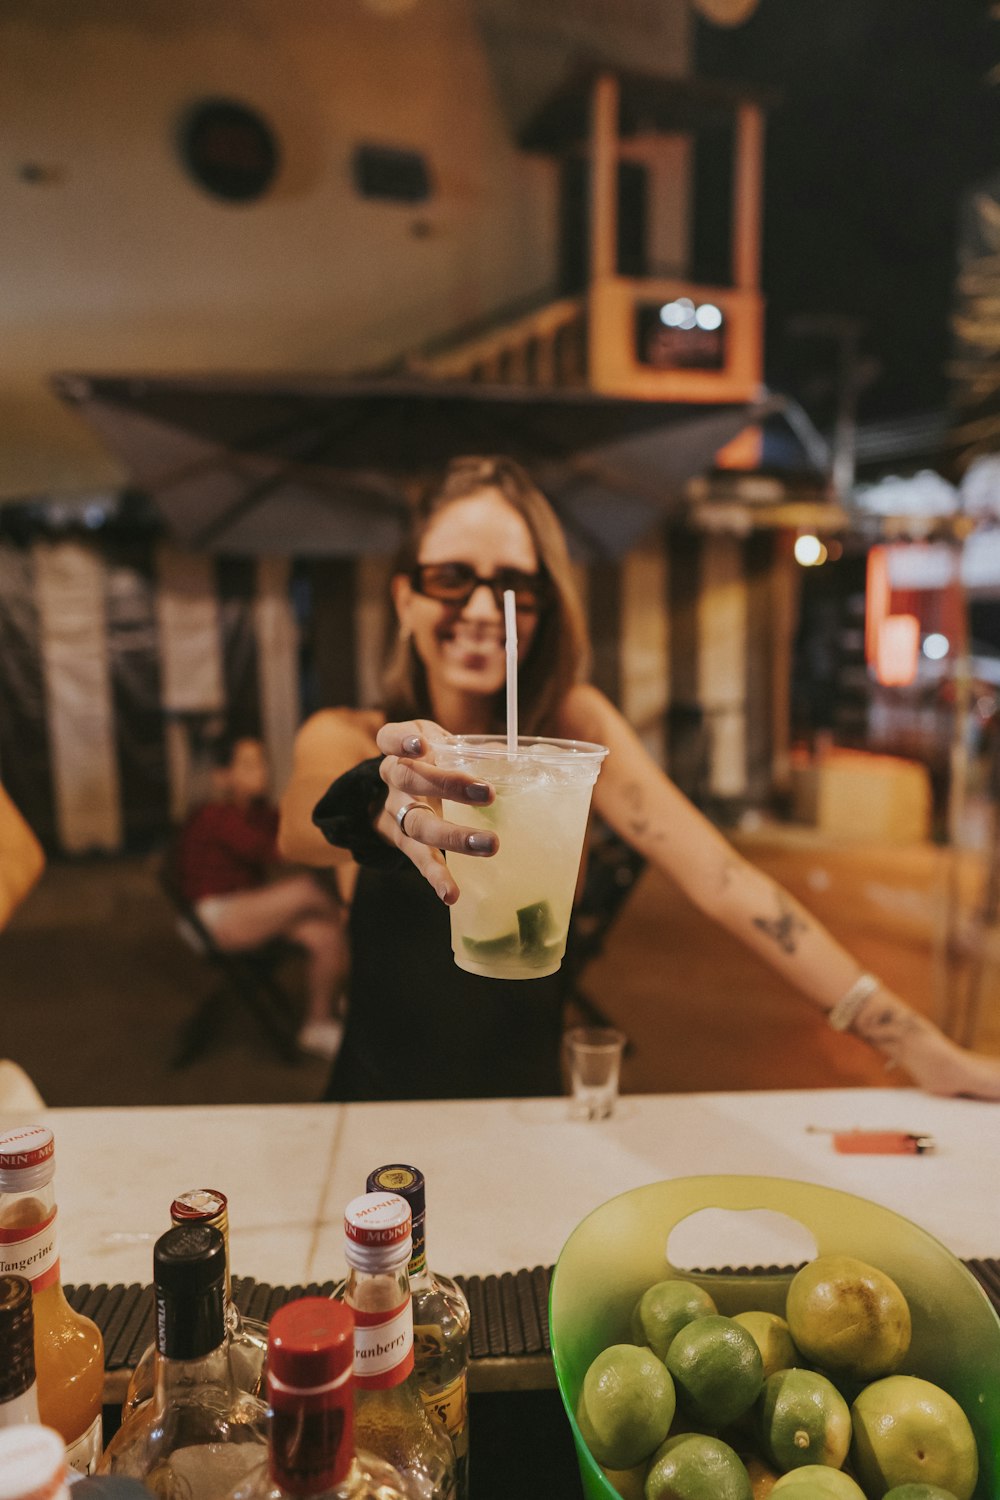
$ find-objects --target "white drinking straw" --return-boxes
[503,588,518,756]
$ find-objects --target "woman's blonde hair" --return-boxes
[382,456,590,734]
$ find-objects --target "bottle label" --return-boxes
[0,1207,60,1292]
[65,1411,103,1474]
[353,1299,414,1389]
[422,1369,468,1455]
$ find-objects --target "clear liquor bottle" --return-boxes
[123,1187,268,1417]
[0,1126,104,1473]
[365,1167,469,1500]
[0,1275,40,1430]
[343,1193,457,1500]
[99,1223,268,1497]
[227,1297,409,1500]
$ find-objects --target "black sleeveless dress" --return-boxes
[323,862,566,1101]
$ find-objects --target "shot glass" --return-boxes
[565,1026,626,1121]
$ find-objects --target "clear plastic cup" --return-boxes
[433,735,609,980]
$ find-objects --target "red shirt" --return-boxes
[177,800,280,905]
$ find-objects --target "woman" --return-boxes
[279,455,1000,1102]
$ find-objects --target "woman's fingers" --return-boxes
[391,800,497,858]
[373,799,497,904]
[377,721,494,808]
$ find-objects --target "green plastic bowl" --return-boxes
[549,1175,1000,1500]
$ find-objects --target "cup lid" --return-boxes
[0,1426,66,1500]
[0,1127,54,1192]
[344,1191,411,1249]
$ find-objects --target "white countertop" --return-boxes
[6,1089,999,1289]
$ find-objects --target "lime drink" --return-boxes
[434,735,608,980]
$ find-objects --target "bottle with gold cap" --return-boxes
[122,1187,268,1418]
[365,1166,469,1500]
[0,1126,104,1473]
[227,1297,409,1500]
[343,1193,456,1500]
[0,1275,39,1431]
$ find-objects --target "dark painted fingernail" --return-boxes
[402,735,422,756]
[466,782,491,803]
[465,832,497,854]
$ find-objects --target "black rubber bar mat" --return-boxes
[67,1257,1000,1371]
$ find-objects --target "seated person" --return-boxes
[177,735,347,1060]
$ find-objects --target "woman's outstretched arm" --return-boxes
[558,683,1000,1100]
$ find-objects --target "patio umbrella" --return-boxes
[52,373,786,559]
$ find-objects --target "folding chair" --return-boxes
[159,840,304,1068]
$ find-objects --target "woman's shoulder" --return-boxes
[552,682,622,741]
[297,706,384,743]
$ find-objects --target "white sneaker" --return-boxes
[297,1018,345,1062]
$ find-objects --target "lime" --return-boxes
[645,1432,752,1500]
[882,1488,960,1500]
[576,1343,676,1469]
[733,1312,798,1380]
[850,1376,978,1500]
[771,1465,866,1498]
[631,1281,719,1361]
[665,1315,764,1427]
[757,1368,851,1471]
[785,1256,911,1380]
[602,1462,650,1500]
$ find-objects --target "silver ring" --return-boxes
[395,800,434,838]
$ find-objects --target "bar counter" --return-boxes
[13,1086,999,1285]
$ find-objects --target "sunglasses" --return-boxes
[409,562,549,613]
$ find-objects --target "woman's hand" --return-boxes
[375,721,498,904]
[853,988,1000,1100]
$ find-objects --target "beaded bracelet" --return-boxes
[827,972,881,1032]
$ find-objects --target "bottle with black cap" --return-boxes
[365,1166,470,1500]
[123,1187,268,1418]
[98,1223,268,1496]
[227,1297,409,1500]
[0,1275,39,1430]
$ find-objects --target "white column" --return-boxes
[33,540,122,852]
[255,557,300,802]
[697,534,748,799]
[154,545,225,819]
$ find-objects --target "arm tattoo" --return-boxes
[852,997,923,1065]
[752,890,808,955]
[620,780,664,842]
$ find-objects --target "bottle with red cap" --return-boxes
[343,1193,456,1500]
[0,1126,104,1472]
[123,1187,268,1417]
[99,1223,267,1495]
[226,1298,409,1500]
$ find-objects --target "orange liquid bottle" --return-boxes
[0,1126,104,1473]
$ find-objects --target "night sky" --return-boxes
[695,0,1000,427]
